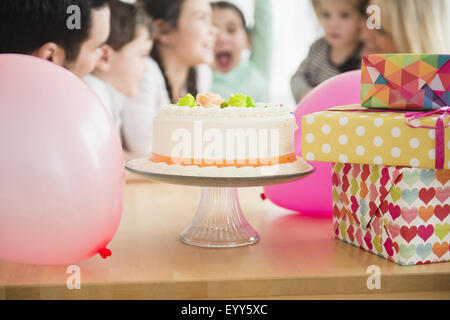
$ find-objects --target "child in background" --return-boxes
[290,0,368,104]
[211,0,272,102]
[84,0,154,137]
[122,0,218,157]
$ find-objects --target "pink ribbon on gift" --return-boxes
[405,106,450,170]
[326,106,450,169]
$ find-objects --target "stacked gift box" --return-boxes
[302,54,450,265]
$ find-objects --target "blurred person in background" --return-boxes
[361,0,450,55]
[122,0,218,157]
[0,0,111,78]
[290,0,368,104]
[211,0,272,102]
[85,0,154,138]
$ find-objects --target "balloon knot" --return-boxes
[260,193,267,201]
[98,248,112,259]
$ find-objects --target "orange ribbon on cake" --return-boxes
[150,153,297,168]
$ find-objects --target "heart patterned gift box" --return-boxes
[301,105,449,265]
[333,163,449,265]
[361,54,450,111]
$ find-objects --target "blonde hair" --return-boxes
[371,0,450,53]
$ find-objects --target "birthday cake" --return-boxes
[129,93,310,177]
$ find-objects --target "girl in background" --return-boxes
[211,0,272,102]
[290,0,368,104]
[122,0,218,156]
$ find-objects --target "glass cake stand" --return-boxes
[126,159,314,248]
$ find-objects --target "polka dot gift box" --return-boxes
[302,105,449,265]
[301,104,449,170]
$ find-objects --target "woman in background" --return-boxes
[122,0,218,156]
[362,0,450,54]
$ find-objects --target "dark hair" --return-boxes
[139,0,197,102]
[312,0,370,16]
[355,0,370,15]
[107,0,154,51]
[211,1,249,33]
[0,0,110,62]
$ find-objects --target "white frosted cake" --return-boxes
[130,93,310,177]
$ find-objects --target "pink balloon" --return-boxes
[0,54,124,265]
[264,70,361,216]
[294,70,362,125]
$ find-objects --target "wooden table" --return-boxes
[1,182,449,300]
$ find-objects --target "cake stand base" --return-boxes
[126,158,314,248]
[179,187,259,248]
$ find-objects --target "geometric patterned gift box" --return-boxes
[361,54,450,110]
[333,163,450,265]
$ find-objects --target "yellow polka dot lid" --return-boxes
[301,105,450,169]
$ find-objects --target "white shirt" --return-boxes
[122,57,212,156]
[83,74,126,140]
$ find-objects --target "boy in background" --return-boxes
[0,0,111,78]
[84,0,154,137]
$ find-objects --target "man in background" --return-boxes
[0,0,111,78]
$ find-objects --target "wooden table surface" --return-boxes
[1,181,449,300]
